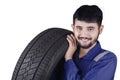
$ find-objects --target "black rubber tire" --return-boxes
[11,28,73,80]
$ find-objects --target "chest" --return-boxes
[74,58,93,77]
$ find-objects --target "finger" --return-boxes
[67,35,74,42]
[67,35,75,46]
[70,34,76,44]
[70,34,76,42]
[66,37,72,45]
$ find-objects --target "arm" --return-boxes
[84,56,117,80]
[64,59,81,80]
[64,53,117,80]
[64,34,81,80]
[65,34,77,61]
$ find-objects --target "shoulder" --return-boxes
[95,50,117,63]
[102,51,117,60]
[90,51,117,69]
[89,50,117,70]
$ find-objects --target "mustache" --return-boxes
[78,37,92,40]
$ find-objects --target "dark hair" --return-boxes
[73,5,103,26]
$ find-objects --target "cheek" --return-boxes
[91,32,99,38]
[74,32,80,40]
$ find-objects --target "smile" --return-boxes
[78,37,92,41]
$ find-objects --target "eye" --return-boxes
[87,27,94,31]
[76,26,82,30]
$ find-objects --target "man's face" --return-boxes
[72,19,103,49]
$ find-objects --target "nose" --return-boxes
[79,29,89,37]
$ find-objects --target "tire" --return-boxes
[12,28,73,80]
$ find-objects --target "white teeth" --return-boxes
[81,38,89,41]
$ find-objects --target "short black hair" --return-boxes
[73,5,103,26]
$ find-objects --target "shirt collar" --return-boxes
[79,41,103,60]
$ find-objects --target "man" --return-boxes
[64,5,117,80]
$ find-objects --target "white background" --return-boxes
[0,0,120,80]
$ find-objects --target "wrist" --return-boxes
[65,56,72,61]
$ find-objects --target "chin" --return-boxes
[78,42,93,49]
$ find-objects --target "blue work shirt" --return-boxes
[64,41,117,80]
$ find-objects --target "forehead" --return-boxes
[74,19,98,28]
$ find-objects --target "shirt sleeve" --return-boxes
[64,56,117,80]
[84,57,117,80]
[64,59,81,80]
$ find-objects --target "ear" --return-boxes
[71,24,75,31]
[99,25,104,34]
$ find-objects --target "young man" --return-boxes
[64,5,117,80]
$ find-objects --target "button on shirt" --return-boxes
[64,41,117,80]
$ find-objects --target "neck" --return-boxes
[79,42,97,58]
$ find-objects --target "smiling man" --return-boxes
[64,5,117,80]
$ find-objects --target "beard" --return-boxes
[77,35,99,49]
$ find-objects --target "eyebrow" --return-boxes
[87,26,95,28]
[76,25,95,28]
[75,25,82,28]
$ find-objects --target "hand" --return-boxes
[65,34,77,61]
